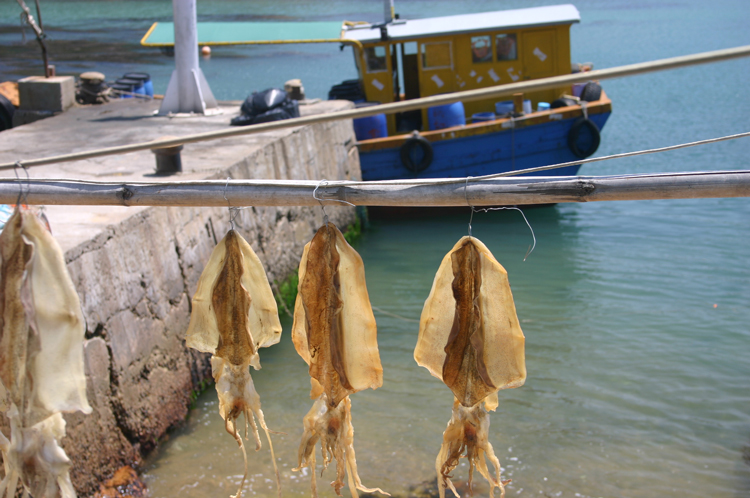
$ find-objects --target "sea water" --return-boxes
[1,1,749,497]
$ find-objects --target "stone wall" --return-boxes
[59,118,359,496]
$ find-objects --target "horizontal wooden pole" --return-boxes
[1,171,748,207]
[1,45,749,171]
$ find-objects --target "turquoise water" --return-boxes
[2,1,750,497]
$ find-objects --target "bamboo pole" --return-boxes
[1,171,748,207]
[1,45,749,171]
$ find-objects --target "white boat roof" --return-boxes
[343,4,580,44]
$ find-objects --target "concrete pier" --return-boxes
[0,98,359,495]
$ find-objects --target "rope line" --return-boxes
[1,131,746,190]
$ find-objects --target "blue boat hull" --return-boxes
[358,112,611,181]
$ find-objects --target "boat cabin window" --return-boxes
[496,34,517,61]
[470,36,492,63]
[365,46,388,72]
[421,41,452,69]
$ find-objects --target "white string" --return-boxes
[223,176,243,230]
[476,206,537,261]
[13,161,29,206]
[313,179,329,224]
[464,175,536,261]
[313,179,356,225]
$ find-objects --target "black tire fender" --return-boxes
[567,117,601,158]
[580,81,602,102]
[400,136,434,173]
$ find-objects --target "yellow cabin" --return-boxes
[341,4,580,135]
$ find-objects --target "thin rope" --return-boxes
[2,131,747,191]
[465,176,474,237]
[473,130,750,182]
[464,174,536,261]
[223,176,243,230]
[341,130,750,188]
[473,206,537,261]
[313,179,329,225]
[13,161,29,206]
[313,179,357,225]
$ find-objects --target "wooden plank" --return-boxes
[0,171,747,207]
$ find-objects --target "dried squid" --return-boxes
[291,223,388,498]
[185,229,282,498]
[415,236,526,498]
[0,208,92,498]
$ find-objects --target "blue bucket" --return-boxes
[123,72,153,97]
[471,112,496,123]
[495,100,514,116]
[353,114,388,141]
[428,102,465,131]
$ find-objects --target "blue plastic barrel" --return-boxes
[353,114,388,141]
[115,78,144,97]
[537,102,551,112]
[471,112,496,123]
[123,72,153,97]
[495,100,514,116]
[428,102,465,130]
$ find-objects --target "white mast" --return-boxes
[159,0,218,115]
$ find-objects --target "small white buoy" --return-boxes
[201,46,211,57]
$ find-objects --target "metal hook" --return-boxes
[223,176,237,231]
[464,176,475,237]
[14,161,30,207]
[313,179,330,226]
[463,175,537,261]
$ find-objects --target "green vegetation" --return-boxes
[274,269,299,317]
[342,215,362,244]
[189,377,212,408]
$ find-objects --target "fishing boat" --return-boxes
[142,3,611,181]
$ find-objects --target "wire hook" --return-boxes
[223,176,239,231]
[313,179,330,226]
[14,161,30,208]
[464,176,475,237]
[463,175,536,261]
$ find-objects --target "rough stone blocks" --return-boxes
[18,75,75,112]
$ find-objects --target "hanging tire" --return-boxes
[580,81,602,102]
[567,117,600,158]
[400,136,433,173]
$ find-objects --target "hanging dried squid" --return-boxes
[291,223,388,498]
[185,229,282,498]
[0,208,92,498]
[415,236,526,498]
